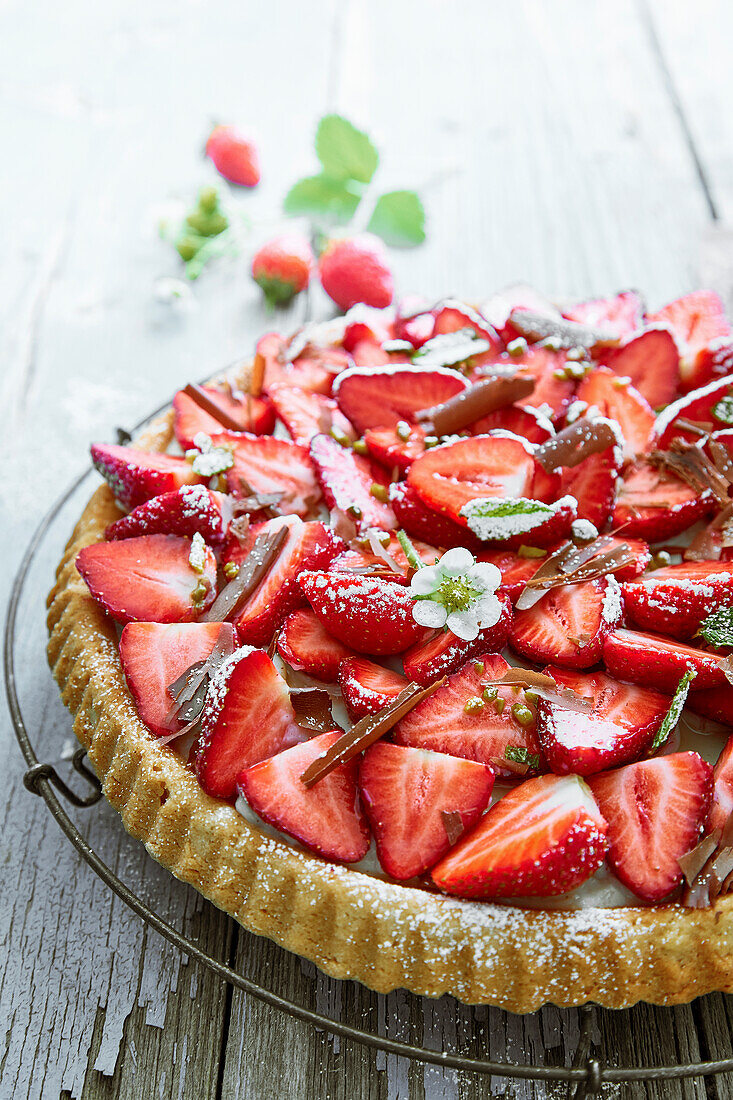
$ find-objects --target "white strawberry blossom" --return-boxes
[409,547,503,641]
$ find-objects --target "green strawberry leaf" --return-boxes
[650,667,697,753]
[283,174,361,223]
[368,190,426,247]
[698,606,733,648]
[315,115,378,184]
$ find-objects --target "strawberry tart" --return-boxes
[47,288,733,1011]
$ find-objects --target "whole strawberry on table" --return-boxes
[78,285,733,908]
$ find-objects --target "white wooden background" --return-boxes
[3,0,733,1096]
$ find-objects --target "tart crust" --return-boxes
[46,378,733,1012]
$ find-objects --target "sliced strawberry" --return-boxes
[687,684,733,726]
[547,666,671,735]
[256,332,350,395]
[388,481,483,551]
[460,495,578,549]
[603,628,730,691]
[359,742,494,879]
[91,442,203,511]
[332,364,468,434]
[76,534,217,625]
[341,312,393,352]
[393,302,434,348]
[430,773,607,898]
[298,570,424,655]
[432,300,501,347]
[622,561,733,639]
[647,290,730,389]
[393,652,541,777]
[119,621,236,736]
[576,366,654,460]
[216,431,320,519]
[708,735,733,832]
[560,446,619,529]
[268,383,355,448]
[510,577,622,670]
[239,731,370,862]
[481,285,562,345]
[172,386,275,450]
[476,549,545,601]
[402,593,513,684]
[105,486,229,544]
[562,290,644,338]
[588,752,713,902]
[328,532,438,583]
[612,460,712,541]
[654,374,733,448]
[476,346,576,420]
[277,607,355,681]
[310,433,396,532]
[233,516,340,646]
[470,404,554,444]
[535,696,661,777]
[597,327,680,408]
[338,657,410,719]
[686,337,733,392]
[364,424,427,473]
[349,339,399,367]
[195,647,304,800]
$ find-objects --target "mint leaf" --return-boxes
[412,331,492,369]
[505,745,540,770]
[698,606,733,648]
[283,174,361,223]
[315,115,378,184]
[713,395,733,425]
[461,497,559,544]
[650,667,697,753]
[368,190,425,247]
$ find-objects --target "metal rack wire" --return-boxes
[7,400,733,1098]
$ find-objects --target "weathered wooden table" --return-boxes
[4,0,733,1096]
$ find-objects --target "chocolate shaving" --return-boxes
[684,504,733,561]
[675,416,714,438]
[650,441,730,509]
[300,679,446,787]
[681,810,733,908]
[162,626,237,731]
[228,514,251,545]
[495,669,593,714]
[235,479,284,516]
[290,688,338,734]
[535,417,620,472]
[330,507,360,544]
[441,810,465,846]
[508,310,619,350]
[183,383,244,433]
[709,440,733,486]
[249,352,266,397]
[203,526,289,622]
[366,529,404,575]
[515,537,635,610]
[415,376,536,436]
[490,755,530,778]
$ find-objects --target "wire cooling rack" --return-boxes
[7,398,733,1098]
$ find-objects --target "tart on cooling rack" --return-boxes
[48,287,733,1011]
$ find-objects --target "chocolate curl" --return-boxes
[494,668,593,713]
[203,526,289,622]
[300,679,446,788]
[441,810,465,846]
[535,418,620,472]
[414,376,536,436]
[290,688,338,734]
[709,440,733,485]
[515,537,635,611]
[685,503,733,562]
[182,383,244,433]
[249,353,266,397]
[650,440,730,508]
[162,626,238,731]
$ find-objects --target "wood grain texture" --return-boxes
[2,0,733,1096]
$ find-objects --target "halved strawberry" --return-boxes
[233,516,340,645]
[268,383,356,448]
[560,446,619,529]
[277,607,355,681]
[332,365,468,434]
[216,432,321,518]
[239,731,371,862]
[646,290,730,390]
[470,404,554,444]
[476,548,545,601]
[535,695,661,777]
[598,327,680,408]
[687,684,733,726]
[576,367,654,460]
[341,312,393,352]
[338,657,410,719]
[401,593,513,684]
[603,628,730,691]
[359,742,494,880]
[393,652,542,777]
[547,666,671,735]
[510,577,622,669]
[91,443,203,511]
[310,433,396,532]
[349,339,400,367]
[195,647,304,800]
[256,332,350,395]
[622,561,733,639]
[394,296,434,348]
[172,386,275,449]
[328,532,438,583]
[298,570,424,655]
[708,735,733,832]
[76,534,217,624]
[588,752,713,902]
[562,290,644,338]
[430,773,608,898]
[459,495,578,549]
[388,481,483,551]
[654,374,733,448]
[612,460,712,541]
[432,300,501,347]
[688,338,733,392]
[364,424,427,473]
[119,621,236,736]
[105,486,229,544]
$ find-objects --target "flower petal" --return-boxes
[438,547,475,577]
[446,610,480,641]
[466,562,502,593]
[412,600,448,629]
[473,593,503,629]
[409,566,442,596]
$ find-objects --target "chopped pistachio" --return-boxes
[424,436,441,449]
[352,439,368,455]
[566,346,586,362]
[524,689,539,706]
[346,503,363,518]
[224,561,239,579]
[473,661,485,674]
[464,696,485,715]
[329,426,351,447]
[517,545,547,559]
[370,482,389,503]
[482,685,498,702]
[511,702,535,727]
[396,421,412,441]
[190,579,210,608]
[506,337,528,358]
[493,697,506,715]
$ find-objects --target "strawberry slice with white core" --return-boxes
[233,516,340,646]
[460,495,578,549]
[328,533,438,583]
[687,685,733,727]
[119,621,236,736]
[560,446,620,530]
[256,331,351,396]
[588,752,713,903]
[576,366,654,460]
[310,433,396,532]
[277,607,355,681]
[546,666,671,740]
[470,404,554,444]
[598,327,680,409]
[216,431,321,519]
[195,647,304,800]
[172,386,275,450]
[91,443,203,511]
[476,549,547,602]
[562,290,645,339]
[364,424,427,473]
[388,481,483,551]
[268,383,355,448]
[430,773,608,899]
[338,657,410,719]
[359,743,495,880]
[603,628,731,692]
[685,337,733,393]
[709,735,733,833]
[510,577,622,670]
[653,374,733,448]
[105,486,229,544]
[238,731,371,863]
[402,593,513,684]
[332,364,468,435]
[432,300,501,346]
[393,652,542,777]
[298,570,425,655]
[535,697,660,777]
[612,460,712,541]
[76,534,217,625]
[646,290,730,388]
[622,562,733,640]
